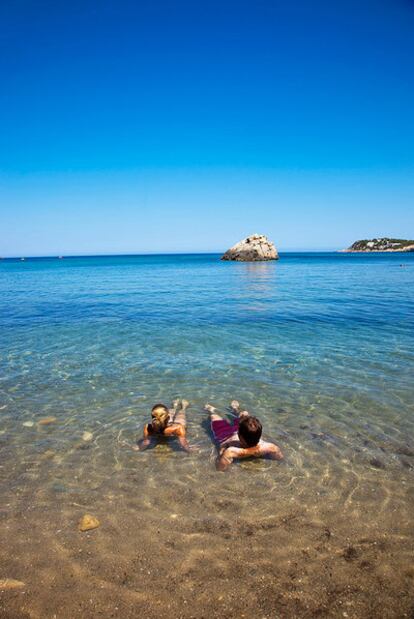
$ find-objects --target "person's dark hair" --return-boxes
[238,415,262,447]
[148,403,170,434]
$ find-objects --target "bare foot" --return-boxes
[132,444,140,451]
[181,399,190,409]
[172,398,180,410]
[230,400,240,412]
[204,403,216,414]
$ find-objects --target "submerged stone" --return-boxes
[78,514,100,532]
[0,578,25,590]
[342,546,360,561]
[221,234,279,262]
[41,449,56,460]
[369,457,386,469]
[51,481,66,493]
[400,457,413,470]
[395,444,414,457]
[38,416,57,426]
[82,431,94,442]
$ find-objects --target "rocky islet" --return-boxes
[221,233,279,261]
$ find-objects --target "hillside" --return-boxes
[344,238,414,252]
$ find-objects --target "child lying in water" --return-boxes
[205,400,283,471]
[135,399,192,453]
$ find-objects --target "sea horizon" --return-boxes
[1,248,406,259]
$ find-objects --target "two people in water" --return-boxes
[136,399,283,471]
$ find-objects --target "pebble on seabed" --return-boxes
[82,431,93,442]
[22,421,34,427]
[0,579,25,590]
[38,416,57,426]
[41,450,56,460]
[78,514,100,532]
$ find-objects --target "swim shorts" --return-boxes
[211,418,239,445]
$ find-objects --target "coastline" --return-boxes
[339,248,414,253]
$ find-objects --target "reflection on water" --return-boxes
[239,260,276,288]
[0,253,413,617]
[237,261,276,313]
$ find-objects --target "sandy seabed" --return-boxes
[1,431,413,619]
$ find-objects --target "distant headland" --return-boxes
[341,238,414,253]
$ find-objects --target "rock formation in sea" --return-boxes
[221,234,279,261]
[343,238,414,252]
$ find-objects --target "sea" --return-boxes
[1,252,413,617]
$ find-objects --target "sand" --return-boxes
[1,442,413,619]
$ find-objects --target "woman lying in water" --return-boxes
[134,399,192,453]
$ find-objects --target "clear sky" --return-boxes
[1,0,413,255]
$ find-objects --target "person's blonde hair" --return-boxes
[150,403,170,433]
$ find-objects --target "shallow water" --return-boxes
[1,253,413,617]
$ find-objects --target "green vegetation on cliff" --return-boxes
[347,238,414,252]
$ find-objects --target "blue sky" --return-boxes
[1,0,413,255]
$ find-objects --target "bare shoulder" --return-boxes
[164,423,185,437]
[260,441,283,460]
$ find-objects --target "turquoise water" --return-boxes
[1,251,413,478]
[1,253,414,491]
[1,252,414,459]
[1,252,414,617]
[1,253,413,438]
